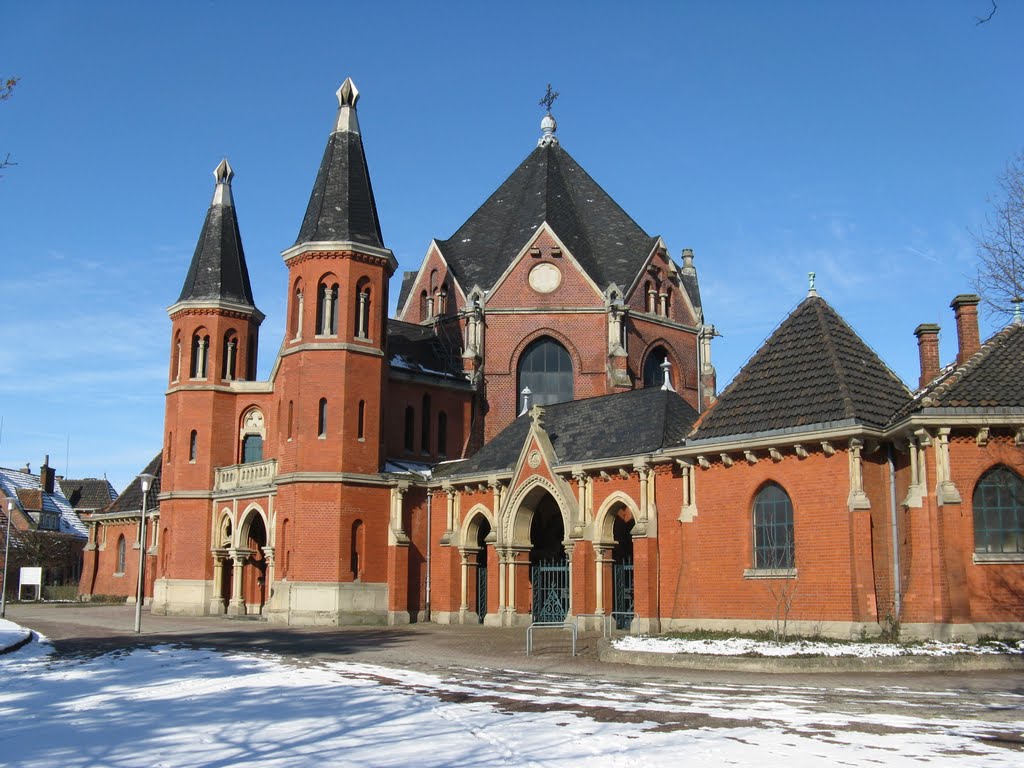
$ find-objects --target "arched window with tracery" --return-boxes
[240,408,265,464]
[974,466,1024,555]
[516,337,573,408]
[643,346,671,389]
[753,483,794,570]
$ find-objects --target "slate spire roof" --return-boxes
[436,137,658,293]
[890,320,1024,423]
[692,294,912,440]
[176,159,257,307]
[103,454,162,515]
[294,78,385,249]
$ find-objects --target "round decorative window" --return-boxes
[528,263,562,294]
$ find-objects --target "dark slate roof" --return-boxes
[396,271,417,316]
[177,187,256,306]
[58,478,117,510]
[436,142,658,292]
[692,295,912,440]
[435,388,699,478]
[387,320,466,380]
[295,128,384,249]
[105,454,162,514]
[680,263,702,322]
[891,321,1024,422]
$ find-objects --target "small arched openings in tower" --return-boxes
[404,405,415,452]
[351,519,364,581]
[318,398,328,438]
[355,277,372,340]
[437,411,448,457]
[222,330,238,381]
[189,430,198,462]
[421,394,431,454]
[191,329,210,379]
[287,400,294,440]
[419,290,429,322]
[172,330,182,383]
[316,278,340,336]
[291,278,304,340]
[644,280,655,313]
[357,400,366,440]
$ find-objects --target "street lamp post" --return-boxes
[1,498,14,619]
[134,473,156,634]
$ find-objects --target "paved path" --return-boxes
[7,601,1024,757]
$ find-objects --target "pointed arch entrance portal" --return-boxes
[528,493,569,622]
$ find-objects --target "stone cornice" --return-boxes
[281,241,398,275]
[274,471,396,487]
[167,299,265,325]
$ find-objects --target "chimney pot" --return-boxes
[950,294,981,365]
[914,323,941,389]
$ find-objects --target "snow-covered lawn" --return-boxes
[615,634,1024,658]
[0,617,31,652]
[2,622,1023,767]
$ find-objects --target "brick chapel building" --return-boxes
[137,79,1023,640]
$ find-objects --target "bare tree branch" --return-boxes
[972,150,1024,321]
[976,0,998,25]
[1,76,18,176]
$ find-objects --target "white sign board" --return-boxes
[20,567,42,587]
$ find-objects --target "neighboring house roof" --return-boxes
[435,387,699,478]
[693,294,912,440]
[890,321,1024,423]
[58,478,117,511]
[177,160,257,307]
[294,82,384,249]
[104,454,162,515]
[0,466,87,538]
[388,320,467,381]
[436,141,658,293]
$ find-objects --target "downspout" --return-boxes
[887,445,902,621]
[425,489,432,622]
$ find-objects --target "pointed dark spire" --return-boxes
[294,78,385,249]
[176,160,256,307]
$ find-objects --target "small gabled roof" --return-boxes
[434,387,698,479]
[693,295,912,440]
[177,160,257,307]
[294,79,385,249]
[0,466,87,538]
[104,454,162,514]
[891,321,1024,423]
[435,141,658,293]
[58,478,117,510]
[395,271,418,318]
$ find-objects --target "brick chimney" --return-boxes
[914,323,941,388]
[951,294,981,366]
[40,454,56,494]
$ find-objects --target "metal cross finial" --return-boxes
[808,271,817,296]
[539,83,559,114]
[1013,296,1023,325]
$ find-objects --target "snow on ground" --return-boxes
[1,627,1022,767]
[0,618,31,652]
[615,634,1024,657]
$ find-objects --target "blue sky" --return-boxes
[2,1,1021,493]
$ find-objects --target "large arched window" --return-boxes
[974,466,1024,555]
[753,483,794,570]
[517,337,573,409]
[643,346,670,388]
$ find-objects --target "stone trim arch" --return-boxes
[506,327,584,376]
[501,474,572,548]
[216,509,234,549]
[640,339,683,388]
[237,503,270,549]
[459,503,495,549]
[593,491,641,546]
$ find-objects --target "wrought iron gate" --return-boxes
[476,565,487,623]
[531,558,569,622]
[612,558,634,630]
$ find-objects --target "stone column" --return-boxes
[322,288,335,335]
[357,291,369,338]
[935,428,962,504]
[459,548,470,617]
[564,541,575,618]
[224,340,236,381]
[295,291,304,340]
[847,438,871,510]
[196,337,208,379]
[497,548,509,624]
[227,551,246,616]
[210,553,226,615]
[263,546,276,602]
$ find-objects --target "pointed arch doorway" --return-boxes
[528,493,569,623]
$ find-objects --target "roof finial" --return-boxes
[333,77,361,135]
[808,271,817,297]
[660,358,675,392]
[211,158,234,206]
[1013,296,1023,325]
[538,83,559,147]
[519,386,532,416]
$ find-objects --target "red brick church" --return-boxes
[83,79,1023,640]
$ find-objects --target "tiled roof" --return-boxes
[105,454,162,515]
[436,142,658,293]
[387,320,467,381]
[295,127,384,249]
[435,388,699,478]
[59,478,117,511]
[891,321,1024,423]
[693,295,912,440]
[0,466,87,538]
[177,185,256,306]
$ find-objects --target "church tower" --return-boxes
[275,78,397,476]
[161,160,263,596]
